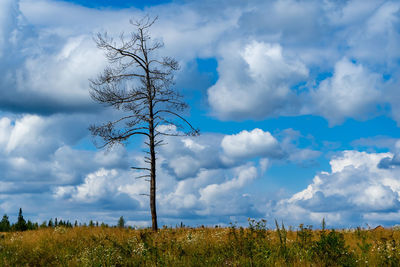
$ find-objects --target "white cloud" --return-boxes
[0,113,131,186]
[349,1,400,64]
[324,0,382,26]
[275,150,400,226]
[0,113,313,225]
[0,0,239,115]
[159,133,224,179]
[204,0,400,124]
[386,77,400,125]
[0,114,88,159]
[208,41,308,120]
[311,58,383,125]
[221,128,283,160]
[0,0,105,114]
[0,0,397,125]
[158,164,261,218]
[278,128,321,163]
[50,126,319,222]
[5,115,46,154]
[56,168,131,204]
[199,165,257,205]
[53,157,262,222]
[152,5,240,61]
[161,128,289,179]
[0,0,26,58]
[15,35,105,107]
[19,0,139,34]
[0,117,12,147]
[0,0,400,227]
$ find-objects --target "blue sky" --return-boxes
[1,0,400,228]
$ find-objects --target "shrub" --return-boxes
[312,229,357,266]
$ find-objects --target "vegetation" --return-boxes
[0,209,40,232]
[0,215,399,266]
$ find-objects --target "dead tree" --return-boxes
[89,16,199,231]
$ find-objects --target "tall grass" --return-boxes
[0,221,399,266]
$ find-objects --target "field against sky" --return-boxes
[0,0,400,228]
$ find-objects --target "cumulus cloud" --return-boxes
[0,112,314,225]
[0,0,106,114]
[53,154,263,224]
[345,1,400,64]
[0,0,398,124]
[0,113,132,186]
[161,128,290,179]
[0,0,239,116]
[311,58,383,125]
[274,150,400,227]
[13,35,105,113]
[157,163,262,220]
[159,133,225,179]
[54,168,140,210]
[0,114,88,159]
[378,140,400,169]
[278,128,321,163]
[1,0,400,227]
[198,165,257,210]
[52,126,320,224]
[238,0,324,46]
[0,112,141,223]
[386,76,400,124]
[204,0,400,124]
[208,41,308,120]
[221,128,284,160]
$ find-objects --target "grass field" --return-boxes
[0,220,399,266]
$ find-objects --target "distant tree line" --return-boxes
[0,208,38,232]
[0,208,126,232]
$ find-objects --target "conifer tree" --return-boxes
[27,220,34,230]
[0,214,11,232]
[118,216,125,228]
[15,208,27,231]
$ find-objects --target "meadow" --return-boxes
[0,219,399,266]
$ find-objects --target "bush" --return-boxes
[312,229,357,266]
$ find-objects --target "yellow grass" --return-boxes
[0,224,399,266]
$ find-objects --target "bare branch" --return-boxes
[131,167,151,171]
[154,109,200,136]
[135,175,151,179]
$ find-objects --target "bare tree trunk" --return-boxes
[146,51,158,231]
[149,110,158,231]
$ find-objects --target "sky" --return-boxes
[0,0,400,228]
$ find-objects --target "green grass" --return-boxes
[0,221,399,266]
